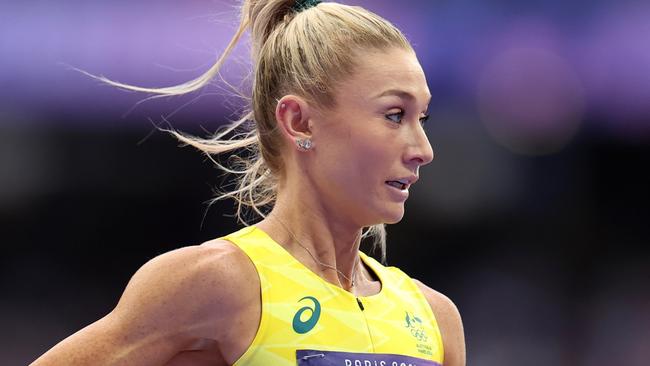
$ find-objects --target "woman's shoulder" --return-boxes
[133,238,257,301]
[410,279,461,324]
[113,239,259,335]
[134,238,254,280]
[411,279,466,366]
[379,263,463,325]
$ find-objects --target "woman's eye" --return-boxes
[386,111,404,123]
[385,111,430,126]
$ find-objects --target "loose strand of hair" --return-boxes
[80,11,251,97]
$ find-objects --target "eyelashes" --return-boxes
[385,110,430,126]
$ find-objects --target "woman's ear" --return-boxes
[275,95,313,150]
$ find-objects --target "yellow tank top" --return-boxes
[220,226,444,366]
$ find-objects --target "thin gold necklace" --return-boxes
[268,214,359,288]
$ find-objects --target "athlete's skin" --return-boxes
[32,48,466,366]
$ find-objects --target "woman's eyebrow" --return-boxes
[374,89,432,104]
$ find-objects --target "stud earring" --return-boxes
[280,103,286,109]
[296,138,313,151]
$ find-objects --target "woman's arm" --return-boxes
[31,241,252,366]
[414,279,466,366]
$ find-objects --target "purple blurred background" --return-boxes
[1,0,649,365]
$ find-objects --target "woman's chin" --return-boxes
[357,202,406,226]
[381,206,406,225]
[384,216,404,225]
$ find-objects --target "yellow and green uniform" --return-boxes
[220,226,444,366]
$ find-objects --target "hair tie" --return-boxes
[292,0,321,12]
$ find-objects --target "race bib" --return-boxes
[296,349,442,366]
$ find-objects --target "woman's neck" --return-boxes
[255,187,364,290]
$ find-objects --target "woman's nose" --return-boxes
[405,126,434,167]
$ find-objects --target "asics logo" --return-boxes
[292,296,321,334]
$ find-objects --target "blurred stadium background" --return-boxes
[1,0,649,364]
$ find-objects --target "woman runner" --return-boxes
[32,1,465,365]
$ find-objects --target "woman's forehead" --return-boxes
[341,48,429,101]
